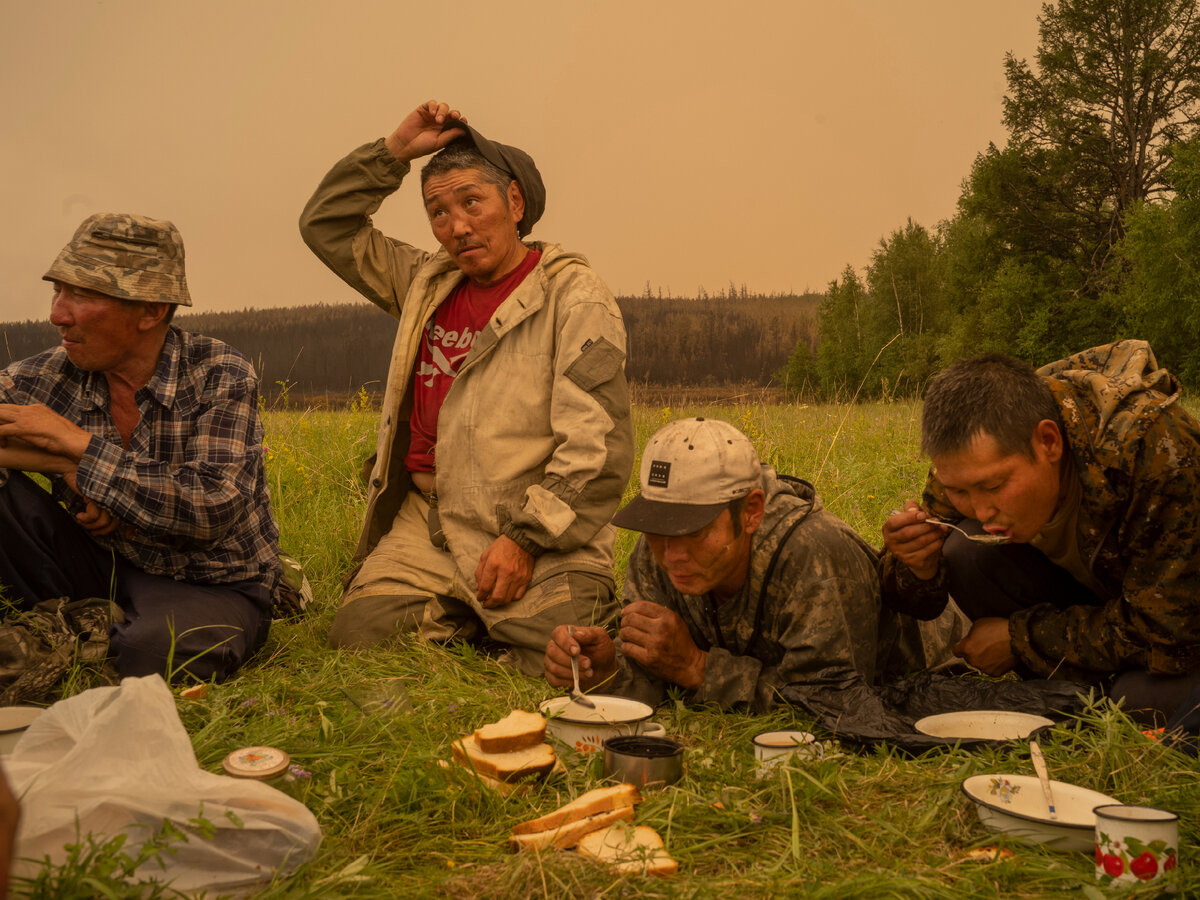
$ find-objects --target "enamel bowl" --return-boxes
[0,706,42,755]
[915,710,1054,742]
[539,695,663,755]
[961,773,1122,852]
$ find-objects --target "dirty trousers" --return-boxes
[329,490,616,676]
[0,471,270,682]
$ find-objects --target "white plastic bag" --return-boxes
[8,675,321,893]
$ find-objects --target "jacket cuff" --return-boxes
[370,137,413,179]
[497,507,547,558]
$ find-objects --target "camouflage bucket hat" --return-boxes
[43,213,193,307]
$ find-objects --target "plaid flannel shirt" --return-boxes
[0,327,280,590]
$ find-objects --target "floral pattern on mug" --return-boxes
[1095,832,1177,885]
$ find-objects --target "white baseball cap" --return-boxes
[612,417,763,536]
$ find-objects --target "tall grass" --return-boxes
[28,399,1199,898]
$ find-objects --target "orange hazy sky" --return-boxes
[1,0,1045,323]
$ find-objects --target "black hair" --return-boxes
[921,353,1061,459]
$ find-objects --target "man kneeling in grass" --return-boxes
[881,341,1200,724]
[545,417,927,713]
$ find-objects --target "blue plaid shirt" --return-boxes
[0,327,280,590]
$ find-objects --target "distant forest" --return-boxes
[0,290,820,403]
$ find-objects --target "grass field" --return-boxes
[27,399,1199,898]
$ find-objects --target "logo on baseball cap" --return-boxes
[612,417,763,536]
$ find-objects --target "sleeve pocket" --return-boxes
[564,336,624,392]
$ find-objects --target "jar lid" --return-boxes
[222,745,290,779]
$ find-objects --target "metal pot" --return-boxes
[603,735,683,788]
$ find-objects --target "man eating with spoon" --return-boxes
[545,417,932,713]
[881,342,1200,722]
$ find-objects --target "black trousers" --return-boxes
[943,525,1200,725]
[0,472,270,682]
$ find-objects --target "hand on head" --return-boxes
[544,624,616,690]
[385,100,469,163]
[882,500,947,580]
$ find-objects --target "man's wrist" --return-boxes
[499,518,546,558]
[681,649,708,691]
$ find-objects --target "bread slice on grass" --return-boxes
[577,823,678,876]
[451,734,556,784]
[474,710,546,753]
[512,783,642,836]
[509,805,635,852]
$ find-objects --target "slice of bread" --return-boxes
[512,783,642,836]
[509,805,635,852]
[475,710,546,753]
[451,734,556,784]
[577,823,678,876]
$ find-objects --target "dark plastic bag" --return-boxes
[782,671,1089,753]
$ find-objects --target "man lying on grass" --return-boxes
[0,213,281,682]
[300,100,632,675]
[545,417,929,713]
[881,341,1200,724]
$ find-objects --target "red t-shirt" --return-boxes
[405,249,541,473]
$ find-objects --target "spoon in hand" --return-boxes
[891,510,1011,545]
[925,517,1012,545]
[566,625,596,709]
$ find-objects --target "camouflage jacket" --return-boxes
[607,469,922,713]
[880,340,1200,679]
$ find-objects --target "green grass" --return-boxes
[30,399,1200,898]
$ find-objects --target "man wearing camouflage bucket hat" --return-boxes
[0,213,282,683]
[300,100,632,676]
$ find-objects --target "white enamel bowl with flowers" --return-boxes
[961,773,1122,852]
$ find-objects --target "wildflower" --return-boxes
[749,812,763,824]
[289,764,313,780]
[239,698,257,709]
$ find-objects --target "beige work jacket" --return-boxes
[300,140,633,589]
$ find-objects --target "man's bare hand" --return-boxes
[0,434,76,475]
[544,624,616,690]
[882,501,947,580]
[475,535,534,608]
[0,403,91,463]
[75,497,119,536]
[384,100,469,163]
[619,600,707,690]
[954,617,1017,675]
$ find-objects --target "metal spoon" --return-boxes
[891,510,1011,545]
[566,625,596,709]
[925,517,1012,545]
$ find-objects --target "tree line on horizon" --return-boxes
[11,4,1195,406]
[781,0,1200,401]
[0,290,820,402]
